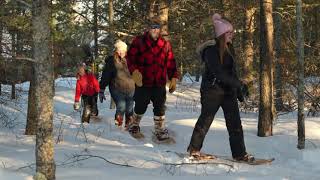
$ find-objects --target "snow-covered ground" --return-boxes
[0,78,320,180]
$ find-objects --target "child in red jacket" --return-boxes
[74,65,100,123]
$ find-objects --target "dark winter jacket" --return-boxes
[199,40,241,95]
[127,32,178,87]
[100,55,135,94]
[75,73,100,102]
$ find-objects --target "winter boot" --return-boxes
[125,114,134,130]
[189,149,201,158]
[128,113,143,138]
[153,116,170,141]
[115,114,123,127]
[187,148,216,160]
[234,153,255,162]
[82,106,91,123]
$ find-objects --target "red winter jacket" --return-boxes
[74,73,100,102]
[127,32,178,87]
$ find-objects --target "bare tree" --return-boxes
[258,0,274,137]
[296,0,305,149]
[32,0,56,179]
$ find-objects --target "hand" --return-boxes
[132,69,143,87]
[74,102,80,111]
[169,78,178,93]
[237,87,245,102]
[99,89,106,103]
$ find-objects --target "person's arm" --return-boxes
[99,57,114,91]
[74,80,82,102]
[126,37,140,74]
[166,41,179,80]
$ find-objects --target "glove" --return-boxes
[237,87,245,102]
[99,89,106,103]
[74,101,80,111]
[169,78,178,93]
[132,69,143,87]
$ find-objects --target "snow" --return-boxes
[1,78,320,180]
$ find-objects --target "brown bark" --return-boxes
[33,0,56,179]
[25,72,37,135]
[92,0,98,76]
[258,0,274,137]
[242,3,256,85]
[159,0,169,38]
[296,0,305,149]
[147,0,169,39]
[108,0,116,110]
[274,0,285,112]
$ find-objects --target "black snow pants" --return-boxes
[187,85,247,158]
[134,86,166,116]
[81,94,98,123]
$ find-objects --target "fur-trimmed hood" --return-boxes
[196,39,216,61]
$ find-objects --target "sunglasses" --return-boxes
[150,24,161,29]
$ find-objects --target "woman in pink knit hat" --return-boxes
[187,13,254,162]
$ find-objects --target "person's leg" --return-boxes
[187,88,223,152]
[110,88,126,126]
[125,92,135,128]
[91,93,98,116]
[221,94,247,158]
[132,87,151,126]
[150,86,167,136]
[81,95,91,123]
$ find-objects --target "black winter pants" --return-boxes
[188,86,247,158]
[81,94,98,123]
[134,86,166,116]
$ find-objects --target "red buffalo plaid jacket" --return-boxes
[127,32,178,87]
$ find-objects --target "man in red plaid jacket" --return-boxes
[127,17,179,141]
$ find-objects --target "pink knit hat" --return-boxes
[212,13,233,38]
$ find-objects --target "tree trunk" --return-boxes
[242,3,256,85]
[108,0,114,43]
[258,0,274,137]
[296,0,305,150]
[274,0,284,112]
[92,0,98,75]
[0,0,2,61]
[32,0,56,179]
[108,0,116,110]
[11,28,17,100]
[11,84,15,99]
[179,34,183,77]
[158,0,169,38]
[148,0,157,19]
[25,71,37,135]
